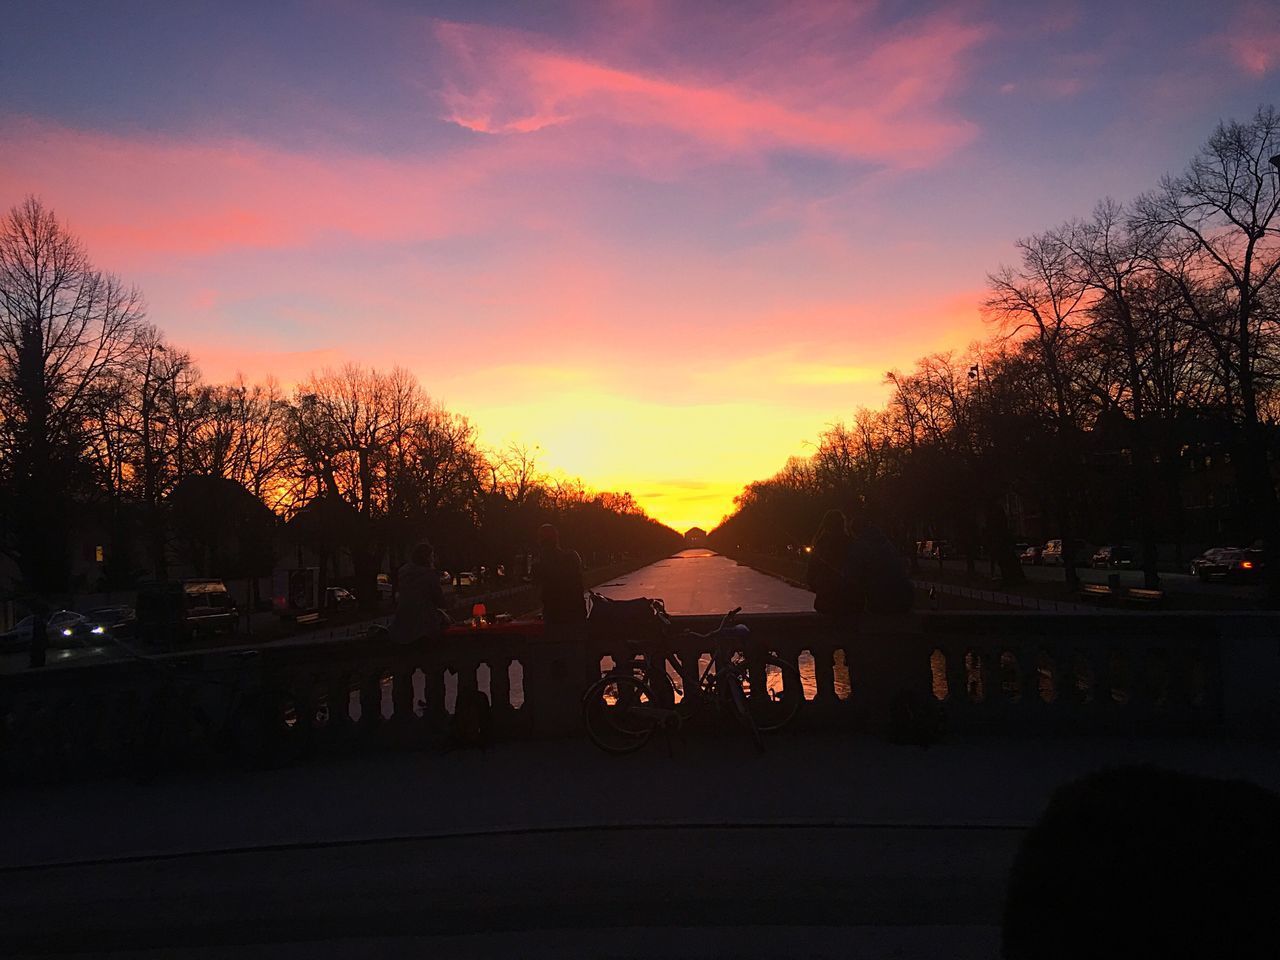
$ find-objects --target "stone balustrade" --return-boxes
[2,611,1276,783]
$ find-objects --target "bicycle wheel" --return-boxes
[582,673,659,754]
[729,652,803,733]
[723,668,764,753]
[750,655,803,733]
[630,655,679,710]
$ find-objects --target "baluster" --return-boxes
[326,671,350,746]
[810,640,837,707]
[943,643,964,709]
[359,670,381,734]
[288,675,314,757]
[392,668,415,737]
[490,655,512,719]
[420,661,448,732]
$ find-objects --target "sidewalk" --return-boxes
[3,732,1274,957]
[5,731,1275,868]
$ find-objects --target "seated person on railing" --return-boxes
[533,523,586,627]
[390,541,445,645]
[846,508,914,615]
[808,510,856,616]
[808,509,913,616]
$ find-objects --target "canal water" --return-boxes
[592,549,815,614]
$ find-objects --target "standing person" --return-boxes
[846,509,914,614]
[390,542,445,645]
[807,510,855,617]
[533,524,586,625]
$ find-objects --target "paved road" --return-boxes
[930,557,1261,601]
[594,548,814,615]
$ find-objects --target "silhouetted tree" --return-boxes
[0,197,144,593]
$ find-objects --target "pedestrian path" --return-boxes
[3,732,1274,958]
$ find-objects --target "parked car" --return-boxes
[0,610,98,653]
[1020,544,1043,565]
[136,579,238,647]
[1091,545,1134,569]
[1193,548,1263,582]
[1042,539,1090,566]
[1189,547,1232,578]
[457,571,478,588]
[920,540,953,560]
[86,606,136,639]
[325,586,358,610]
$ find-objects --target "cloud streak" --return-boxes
[432,10,987,169]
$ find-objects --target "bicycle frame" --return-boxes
[626,616,751,713]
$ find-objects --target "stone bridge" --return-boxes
[2,611,1278,957]
[3,611,1277,779]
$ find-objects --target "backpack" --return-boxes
[587,593,671,643]
[886,689,946,747]
[448,689,493,751]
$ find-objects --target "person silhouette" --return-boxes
[390,541,444,645]
[1003,765,1280,959]
[807,510,855,616]
[532,524,586,625]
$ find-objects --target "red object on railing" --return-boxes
[444,617,544,638]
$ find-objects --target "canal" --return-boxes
[593,548,814,614]
[590,549,843,702]
[395,549,833,717]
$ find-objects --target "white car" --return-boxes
[0,610,100,652]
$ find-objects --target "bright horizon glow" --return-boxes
[1,0,1274,531]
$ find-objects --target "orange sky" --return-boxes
[1,1,1274,530]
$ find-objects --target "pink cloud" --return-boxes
[1193,2,1280,79]
[1225,6,1279,76]
[0,117,548,266]
[432,9,987,169]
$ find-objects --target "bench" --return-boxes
[1125,588,1164,604]
[295,611,327,627]
[1078,583,1113,600]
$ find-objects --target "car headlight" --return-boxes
[61,628,73,637]
[91,625,106,635]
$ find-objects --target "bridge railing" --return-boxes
[1,612,1275,782]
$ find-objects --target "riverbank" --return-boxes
[721,551,1012,611]
[720,549,1264,612]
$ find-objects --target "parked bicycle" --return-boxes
[582,598,802,754]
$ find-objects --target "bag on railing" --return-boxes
[587,592,671,644]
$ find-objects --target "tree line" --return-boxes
[711,107,1280,590]
[0,197,681,607]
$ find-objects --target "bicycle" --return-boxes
[582,602,802,754]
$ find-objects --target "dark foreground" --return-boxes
[4,731,1275,958]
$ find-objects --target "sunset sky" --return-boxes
[1,0,1276,530]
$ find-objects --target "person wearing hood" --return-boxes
[807,510,856,617]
